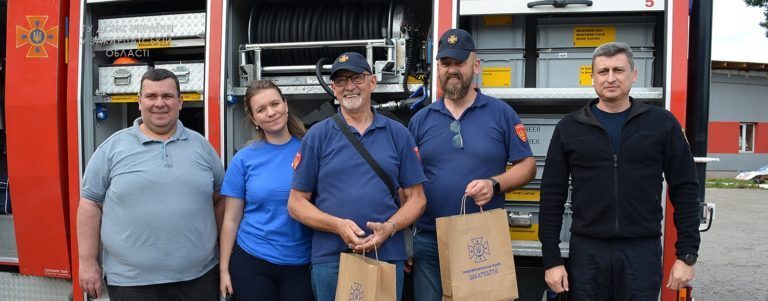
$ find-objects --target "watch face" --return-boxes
[680,254,697,265]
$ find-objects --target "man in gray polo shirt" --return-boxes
[77,69,225,300]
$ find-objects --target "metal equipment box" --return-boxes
[96,12,206,41]
[97,63,150,95]
[154,61,205,92]
[537,49,654,88]
[537,16,656,49]
[507,202,572,243]
[521,116,561,157]
[0,215,16,262]
[477,50,525,88]
[471,15,525,49]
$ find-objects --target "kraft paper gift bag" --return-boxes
[335,251,396,301]
[436,196,518,301]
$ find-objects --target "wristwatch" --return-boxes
[677,254,697,266]
[488,177,500,195]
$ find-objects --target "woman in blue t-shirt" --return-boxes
[219,80,314,300]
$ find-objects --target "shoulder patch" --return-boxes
[413,146,421,161]
[515,124,527,143]
[292,151,302,169]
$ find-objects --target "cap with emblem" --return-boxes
[436,28,476,61]
[330,52,372,79]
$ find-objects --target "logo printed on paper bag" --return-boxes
[349,282,364,301]
[468,237,490,263]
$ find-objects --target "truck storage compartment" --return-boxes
[154,61,205,92]
[97,63,150,95]
[477,50,525,88]
[537,49,654,88]
[95,12,206,41]
[471,15,525,49]
[506,202,572,244]
[537,16,656,49]
[521,116,561,157]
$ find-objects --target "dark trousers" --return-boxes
[229,243,314,301]
[107,265,219,301]
[568,234,663,301]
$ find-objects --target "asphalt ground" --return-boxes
[693,188,768,300]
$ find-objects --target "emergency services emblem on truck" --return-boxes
[15,16,59,58]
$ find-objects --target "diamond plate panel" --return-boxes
[481,87,663,101]
[0,272,71,301]
[511,241,570,258]
[98,64,150,95]
[277,84,420,95]
[96,12,206,41]
[155,62,205,92]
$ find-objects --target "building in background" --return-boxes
[708,61,768,171]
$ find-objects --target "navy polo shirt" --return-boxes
[292,111,427,264]
[408,92,533,231]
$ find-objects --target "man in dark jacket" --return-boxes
[539,42,701,300]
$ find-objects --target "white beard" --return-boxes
[340,96,364,110]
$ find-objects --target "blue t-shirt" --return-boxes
[292,111,427,264]
[408,92,533,231]
[591,104,631,154]
[221,137,312,265]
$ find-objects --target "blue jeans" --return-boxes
[413,229,442,301]
[311,259,405,301]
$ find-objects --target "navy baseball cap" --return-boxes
[436,28,476,61]
[330,52,372,79]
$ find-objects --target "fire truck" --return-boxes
[1,0,716,300]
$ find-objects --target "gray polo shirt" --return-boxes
[81,118,224,286]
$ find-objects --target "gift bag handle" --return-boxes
[359,239,380,260]
[459,194,484,216]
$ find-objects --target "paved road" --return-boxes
[694,188,768,300]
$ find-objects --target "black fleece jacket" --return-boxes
[539,98,701,269]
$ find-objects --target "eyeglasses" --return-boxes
[450,120,463,149]
[332,73,369,87]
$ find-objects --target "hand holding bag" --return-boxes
[436,195,519,301]
[335,247,397,301]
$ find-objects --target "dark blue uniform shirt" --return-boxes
[408,92,533,231]
[293,111,427,264]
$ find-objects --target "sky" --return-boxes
[712,0,768,63]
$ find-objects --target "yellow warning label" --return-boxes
[406,75,423,84]
[506,189,541,202]
[109,94,138,103]
[137,39,172,49]
[573,26,616,47]
[181,92,203,101]
[481,67,511,87]
[579,65,593,86]
[510,223,539,241]
[483,15,513,26]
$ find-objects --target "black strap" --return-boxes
[332,113,396,198]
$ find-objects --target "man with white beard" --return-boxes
[288,52,427,301]
[407,28,536,300]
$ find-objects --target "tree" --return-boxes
[745,0,768,37]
